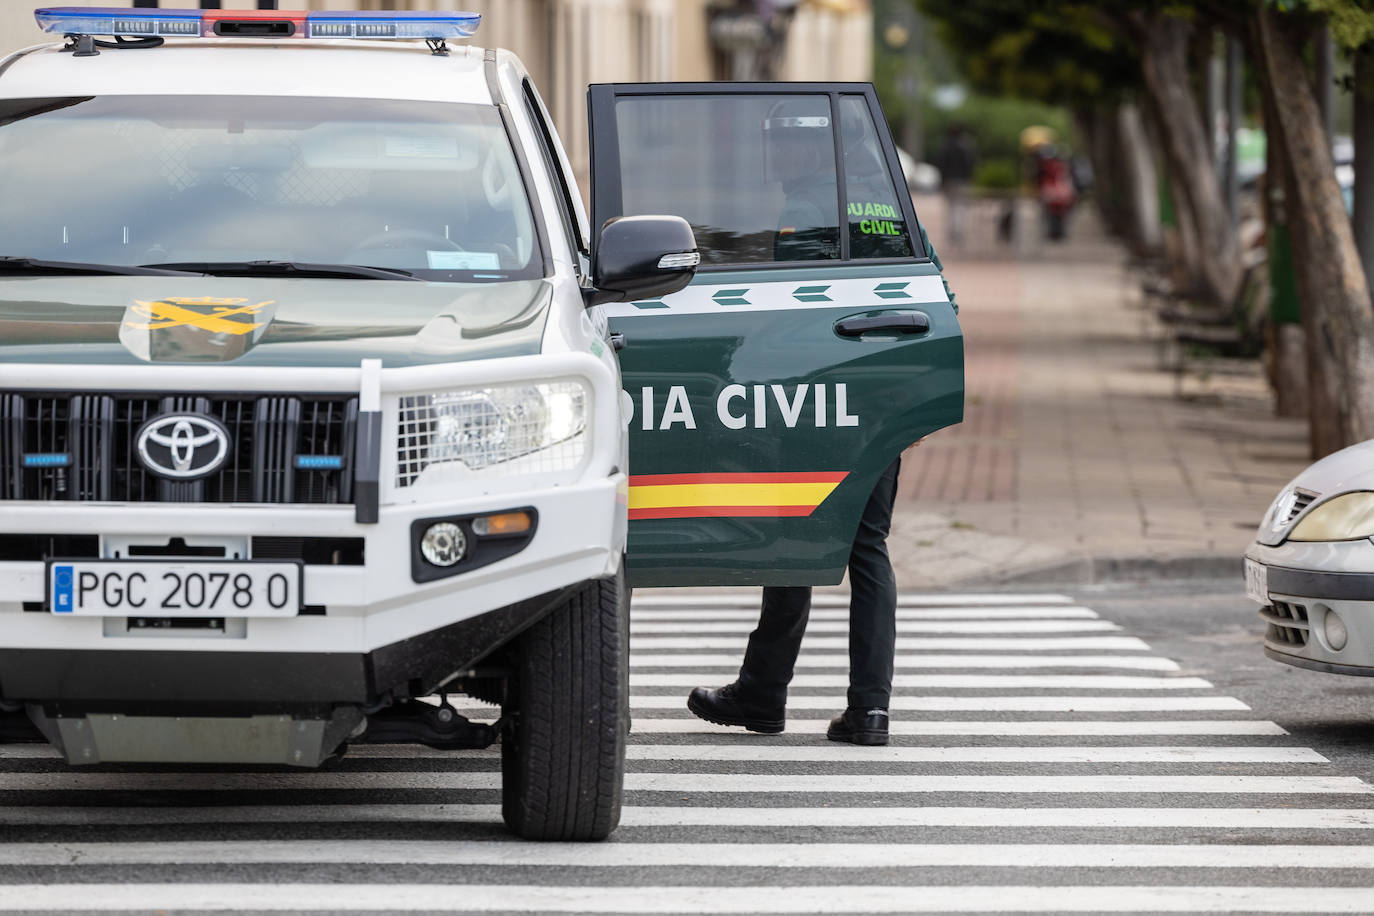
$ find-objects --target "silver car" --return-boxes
[1246,440,1374,675]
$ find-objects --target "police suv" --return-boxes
[0,7,963,840]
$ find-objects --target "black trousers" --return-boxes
[737,456,900,710]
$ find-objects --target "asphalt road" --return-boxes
[2,582,1373,914]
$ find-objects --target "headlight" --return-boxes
[1288,492,1374,541]
[397,381,588,486]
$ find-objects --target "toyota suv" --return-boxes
[0,6,963,841]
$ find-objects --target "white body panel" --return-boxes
[0,38,624,662]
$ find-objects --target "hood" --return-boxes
[0,276,551,368]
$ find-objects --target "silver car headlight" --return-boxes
[397,381,587,486]
[1288,491,1374,542]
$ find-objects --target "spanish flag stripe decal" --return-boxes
[629,471,848,487]
[630,505,817,520]
[626,471,847,520]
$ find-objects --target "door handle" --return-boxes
[609,332,626,352]
[834,313,930,337]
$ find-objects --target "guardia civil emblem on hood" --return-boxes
[119,296,276,362]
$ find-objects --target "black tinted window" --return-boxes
[839,96,914,259]
[613,94,839,266]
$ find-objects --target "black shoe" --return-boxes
[826,707,889,745]
[687,682,784,734]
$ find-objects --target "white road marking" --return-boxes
[634,674,1213,690]
[0,772,1361,793]
[629,695,1250,711]
[3,805,1371,830]
[621,774,1372,794]
[342,744,1319,763]
[626,719,1287,736]
[631,608,1101,621]
[632,620,1122,634]
[620,745,1327,764]
[632,593,1076,608]
[631,653,1181,670]
[3,840,1373,869]
[5,884,1374,912]
[630,636,1155,651]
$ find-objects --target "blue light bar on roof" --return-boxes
[33,8,480,41]
[34,7,200,37]
[306,11,480,40]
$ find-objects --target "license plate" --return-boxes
[48,561,301,617]
[1244,558,1269,605]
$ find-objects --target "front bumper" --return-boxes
[1,584,573,712]
[1246,541,1374,675]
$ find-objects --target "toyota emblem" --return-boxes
[136,413,230,479]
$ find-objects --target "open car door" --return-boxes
[588,83,963,587]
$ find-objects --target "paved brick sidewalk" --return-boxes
[888,196,1310,587]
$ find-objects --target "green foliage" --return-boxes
[1306,0,1374,50]
[972,159,1020,190]
[917,1,1141,105]
[924,91,1077,164]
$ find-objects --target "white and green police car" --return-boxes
[0,7,963,840]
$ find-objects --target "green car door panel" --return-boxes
[606,265,963,587]
[588,82,964,587]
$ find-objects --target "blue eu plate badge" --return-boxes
[51,564,74,613]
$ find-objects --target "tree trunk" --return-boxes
[1138,13,1243,305]
[1260,67,1309,420]
[1355,47,1374,299]
[1257,5,1374,453]
[1117,102,1162,255]
[1140,89,1202,295]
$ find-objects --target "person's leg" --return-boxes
[846,457,900,710]
[737,585,812,708]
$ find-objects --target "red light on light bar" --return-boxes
[202,10,306,38]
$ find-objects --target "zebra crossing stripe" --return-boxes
[632,674,1213,689]
[623,774,1371,794]
[630,695,1249,711]
[1,804,1366,830]
[0,772,1359,793]
[630,654,1181,670]
[631,593,1075,607]
[1,840,1371,869]
[4,884,1374,912]
[339,744,1319,764]
[631,620,1122,634]
[626,719,1286,736]
[631,607,1102,621]
[620,746,1325,764]
[630,636,1155,651]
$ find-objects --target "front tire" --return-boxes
[501,569,628,840]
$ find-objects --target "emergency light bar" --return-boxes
[33,8,481,41]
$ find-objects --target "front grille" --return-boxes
[0,392,357,504]
[1262,600,1310,648]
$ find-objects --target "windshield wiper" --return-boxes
[0,256,204,277]
[142,260,421,281]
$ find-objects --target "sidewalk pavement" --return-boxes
[884,194,1311,588]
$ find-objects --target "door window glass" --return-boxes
[838,95,915,259]
[613,94,839,266]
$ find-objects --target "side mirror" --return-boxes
[585,215,699,307]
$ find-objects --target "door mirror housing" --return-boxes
[585,215,699,307]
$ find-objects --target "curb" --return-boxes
[967,554,1243,587]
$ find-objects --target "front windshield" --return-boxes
[0,95,540,282]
